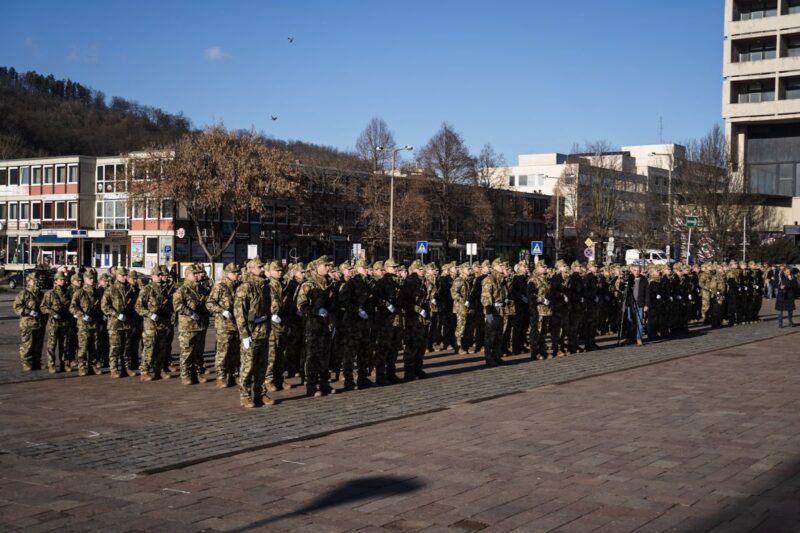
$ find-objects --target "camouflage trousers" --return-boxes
[239,337,267,401]
[161,325,174,372]
[76,327,101,372]
[403,316,427,376]
[568,307,584,353]
[179,329,207,379]
[141,328,170,378]
[471,310,485,351]
[454,312,471,351]
[108,329,132,373]
[47,322,72,370]
[375,322,402,379]
[583,309,599,349]
[303,319,331,392]
[530,314,549,357]
[266,323,285,387]
[483,314,503,364]
[339,319,370,383]
[19,325,43,369]
[215,329,240,383]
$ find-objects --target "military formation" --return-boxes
[13,255,771,408]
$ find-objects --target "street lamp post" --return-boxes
[376,145,413,260]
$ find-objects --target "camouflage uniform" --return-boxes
[372,260,403,384]
[135,267,174,380]
[234,258,272,405]
[336,259,372,388]
[401,261,430,379]
[126,272,143,371]
[100,270,137,376]
[480,259,508,367]
[266,262,289,390]
[69,271,103,374]
[41,274,73,371]
[296,256,335,395]
[451,266,472,353]
[173,266,210,382]
[206,263,241,386]
[566,263,585,354]
[437,264,456,350]
[529,268,551,358]
[549,264,571,356]
[158,269,177,375]
[282,265,304,380]
[509,266,529,355]
[13,274,44,370]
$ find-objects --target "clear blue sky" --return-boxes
[0,0,724,163]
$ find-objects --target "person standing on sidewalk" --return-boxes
[625,265,649,346]
[14,272,44,371]
[776,265,797,328]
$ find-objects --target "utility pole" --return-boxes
[743,215,747,262]
[376,145,413,260]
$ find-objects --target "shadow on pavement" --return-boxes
[226,475,425,532]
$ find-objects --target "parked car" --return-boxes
[6,268,55,290]
[624,249,671,266]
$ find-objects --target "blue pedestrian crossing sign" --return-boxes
[416,240,429,254]
[530,241,543,256]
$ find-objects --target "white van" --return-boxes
[624,249,670,266]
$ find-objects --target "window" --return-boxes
[146,199,158,219]
[20,167,30,185]
[68,165,78,183]
[146,237,158,254]
[0,204,5,221]
[737,41,776,62]
[19,203,29,221]
[96,166,104,181]
[32,167,41,184]
[44,166,53,184]
[132,200,145,219]
[56,166,65,184]
[67,201,77,220]
[56,202,66,220]
[161,199,174,219]
[736,0,777,20]
[31,202,41,220]
[785,79,800,99]
[9,168,18,185]
[518,175,528,186]
[789,0,800,14]
[96,199,127,229]
[750,164,777,194]
[0,168,6,186]
[9,203,18,220]
[43,202,53,220]
[736,81,775,103]
[508,175,515,187]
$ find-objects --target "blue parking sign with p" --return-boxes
[531,241,543,256]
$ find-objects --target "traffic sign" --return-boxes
[466,242,477,256]
[584,238,594,248]
[530,241,543,256]
[584,247,594,259]
[687,216,698,229]
[416,241,429,254]
[176,228,186,239]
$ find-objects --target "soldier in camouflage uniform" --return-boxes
[134,266,173,381]
[101,267,137,377]
[14,272,44,371]
[528,261,550,359]
[451,263,473,354]
[265,261,290,392]
[438,262,456,351]
[65,273,82,369]
[401,260,430,380]
[126,270,143,372]
[372,260,403,385]
[549,260,571,357]
[206,262,241,388]
[283,264,305,381]
[424,263,440,351]
[70,269,103,375]
[41,272,73,373]
[337,258,373,390]
[234,258,273,407]
[173,264,211,384]
[470,260,489,353]
[297,256,336,396]
[582,261,601,351]
[96,273,112,370]
[509,261,529,355]
[481,258,509,367]
[566,261,585,354]
[158,266,177,377]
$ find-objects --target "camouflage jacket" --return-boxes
[41,285,72,327]
[70,285,103,330]
[297,272,332,331]
[451,275,471,315]
[173,280,210,333]
[206,278,239,333]
[337,274,370,325]
[481,272,508,317]
[135,282,173,331]
[14,286,43,331]
[400,272,429,323]
[373,273,402,327]
[101,281,136,331]
[234,275,271,341]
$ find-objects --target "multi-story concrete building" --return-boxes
[723,0,800,224]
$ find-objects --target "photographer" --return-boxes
[623,265,649,346]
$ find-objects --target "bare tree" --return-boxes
[475,143,508,188]
[128,125,300,265]
[355,117,396,172]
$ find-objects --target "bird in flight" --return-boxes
[270,115,278,121]
[287,37,294,43]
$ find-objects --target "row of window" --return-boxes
[734,0,800,20]
[733,36,800,63]
[749,162,800,196]
[733,77,800,103]
[0,201,78,222]
[0,165,78,187]
[508,175,548,188]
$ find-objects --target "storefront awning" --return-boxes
[31,235,73,247]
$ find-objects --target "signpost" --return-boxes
[352,243,363,260]
[247,244,258,259]
[416,240,428,262]
[686,215,698,264]
[584,238,594,248]
[530,241,543,256]
[466,242,477,264]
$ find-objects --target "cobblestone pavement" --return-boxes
[0,327,798,531]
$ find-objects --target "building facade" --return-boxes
[723,0,800,225]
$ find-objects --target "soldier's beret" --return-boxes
[54,272,66,281]
[383,258,397,268]
[372,261,384,270]
[223,262,239,273]
[70,274,82,283]
[116,267,129,276]
[460,262,471,269]
[555,260,566,268]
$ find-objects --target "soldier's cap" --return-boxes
[410,259,423,269]
[587,260,597,267]
[398,265,407,272]
[267,260,283,272]
[460,262,471,269]
[116,266,129,276]
[223,262,239,273]
[128,270,139,279]
[384,258,397,268]
[338,262,351,271]
[99,273,112,282]
[246,257,265,269]
[159,265,171,276]
[481,260,490,267]
[354,258,368,268]
[316,255,333,266]
[84,268,97,279]
[491,258,505,267]
[517,260,528,268]
[54,272,66,281]
[71,274,82,283]
[571,260,582,269]
[372,261,384,270]
[555,260,567,268]
[150,266,163,276]
[26,272,38,282]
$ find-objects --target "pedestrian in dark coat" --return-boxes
[775,266,796,328]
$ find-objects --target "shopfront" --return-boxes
[31,235,77,267]
[90,230,128,268]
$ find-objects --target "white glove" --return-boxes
[656,295,661,300]
[465,301,470,308]
[253,315,268,324]
[317,308,328,318]
[29,310,39,318]
[53,313,62,320]
[190,312,200,321]
[242,336,252,349]
[222,310,232,320]
[594,296,599,303]
[688,295,693,301]
[543,298,550,306]
[431,299,437,305]
[420,309,428,318]
[271,314,281,324]
[117,313,126,322]
[332,327,336,338]
[358,309,368,320]
[563,295,569,303]
[521,296,528,304]
[150,313,159,322]
[386,303,395,313]
[494,302,503,309]
[82,314,92,322]
[486,314,495,324]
